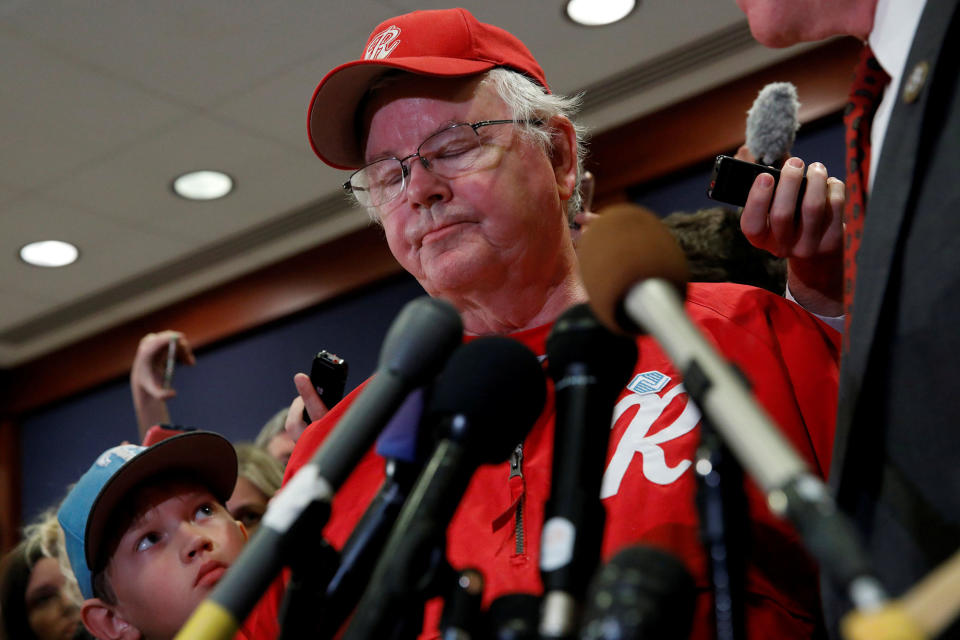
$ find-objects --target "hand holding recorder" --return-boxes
[707,80,846,317]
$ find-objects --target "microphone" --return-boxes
[281,389,429,639]
[579,545,697,640]
[342,336,548,640]
[539,304,638,639]
[440,568,485,640]
[745,82,800,168]
[487,594,542,640]
[577,205,887,615]
[175,296,462,640]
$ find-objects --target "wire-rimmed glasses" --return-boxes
[343,119,539,210]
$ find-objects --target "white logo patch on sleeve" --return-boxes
[601,383,701,497]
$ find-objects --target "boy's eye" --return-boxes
[195,503,215,521]
[136,532,161,552]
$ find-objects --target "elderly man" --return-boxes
[249,9,842,639]
[737,1,960,636]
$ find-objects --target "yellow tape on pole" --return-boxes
[175,600,239,640]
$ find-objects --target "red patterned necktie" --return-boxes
[842,45,891,343]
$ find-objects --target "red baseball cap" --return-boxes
[307,8,549,170]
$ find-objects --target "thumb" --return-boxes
[294,373,329,424]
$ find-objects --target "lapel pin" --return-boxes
[902,61,930,104]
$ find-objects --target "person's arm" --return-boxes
[739,152,845,318]
[129,330,195,441]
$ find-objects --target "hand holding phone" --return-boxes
[708,154,844,310]
[707,155,807,209]
[302,350,348,423]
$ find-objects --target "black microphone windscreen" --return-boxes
[745,82,800,167]
[486,593,541,640]
[580,545,697,640]
[379,296,463,381]
[547,303,638,386]
[425,336,546,464]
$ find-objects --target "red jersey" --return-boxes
[246,282,839,639]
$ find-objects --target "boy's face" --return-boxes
[101,481,247,639]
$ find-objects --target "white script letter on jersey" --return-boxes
[600,384,701,497]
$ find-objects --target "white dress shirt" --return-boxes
[868,0,928,191]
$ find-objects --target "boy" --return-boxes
[58,431,248,640]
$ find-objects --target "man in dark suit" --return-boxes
[737,0,960,636]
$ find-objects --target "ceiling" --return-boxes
[0,0,814,368]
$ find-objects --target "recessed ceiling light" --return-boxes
[172,170,234,201]
[566,0,636,26]
[19,240,79,267]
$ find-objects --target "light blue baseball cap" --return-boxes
[57,431,237,600]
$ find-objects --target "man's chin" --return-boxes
[420,256,492,294]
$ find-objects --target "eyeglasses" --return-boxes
[343,119,539,209]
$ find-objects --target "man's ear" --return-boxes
[547,115,578,202]
[82,598,141,640]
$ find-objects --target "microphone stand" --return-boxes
[310,458,422,639]
[341,470,462,639]
[276,530,340,640]
[694,416,748,640]
[439,568,485,640]
[274,458,422,639]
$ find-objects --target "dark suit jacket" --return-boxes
[825,0,960,635]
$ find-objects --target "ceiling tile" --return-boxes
[0,196,185,310]
[3,0,397,106]
[41,113,343,244]
[0,29,190,189]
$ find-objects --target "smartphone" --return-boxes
[163,335,177,389]
[707,155,807,209]
[302,350,348,423]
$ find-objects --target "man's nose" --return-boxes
[403,157,451,208]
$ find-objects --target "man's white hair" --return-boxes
[480,68,587,222]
